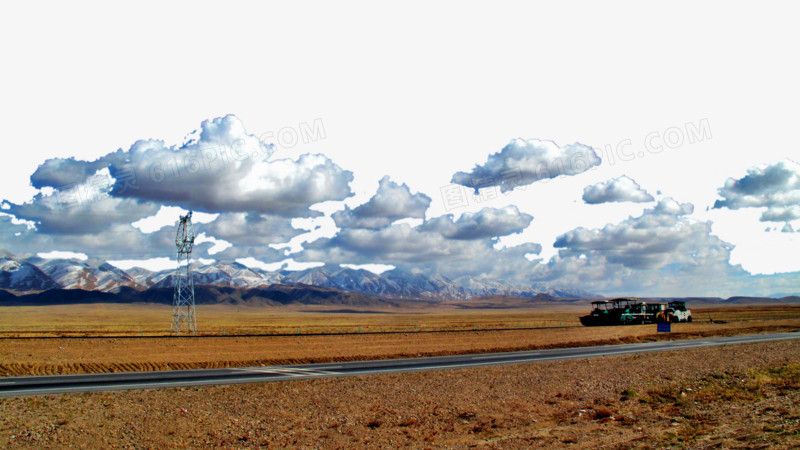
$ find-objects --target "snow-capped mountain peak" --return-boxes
[0,254,596,299]
[0,252,59,292]
[24,257,139,292]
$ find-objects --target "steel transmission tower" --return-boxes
[171,211,197,335]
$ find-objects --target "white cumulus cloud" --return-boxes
[714,160,800,223]
[554,198,712,269]
[419,206,533,240]
[332,176,431,229]
[582,176,654,204]
[22,115,354,218]
[451,138,601,193]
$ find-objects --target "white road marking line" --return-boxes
[271,368,337,376]
[233,369,303,377]
[245,365,343,370]
[471,352,541,360]
[233,367,336,376]
[284,365,343,370]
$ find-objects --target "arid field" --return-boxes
[1,338,798,448]
[0,304,798,376]
[1,303,798,447]
[1,303,798,337]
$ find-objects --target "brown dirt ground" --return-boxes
[1,339,798,448]
[2,317,799,377]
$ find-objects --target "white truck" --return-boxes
[666,300,692,322]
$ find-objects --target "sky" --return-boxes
[1,1,799,297]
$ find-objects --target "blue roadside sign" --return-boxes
[657,322,671,333]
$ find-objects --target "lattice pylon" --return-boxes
[171,211,197,335]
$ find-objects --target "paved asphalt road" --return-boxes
[1,332,797,397]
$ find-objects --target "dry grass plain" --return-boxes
[0,304,798,377]
[0,303,798,337]
[0,303,591,337]
[1,339,798,448]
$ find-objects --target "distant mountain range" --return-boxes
[0,251,596,300]
[3,252,797,307]
[0,284,386,307]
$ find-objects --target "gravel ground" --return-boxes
[1,339,799,448]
